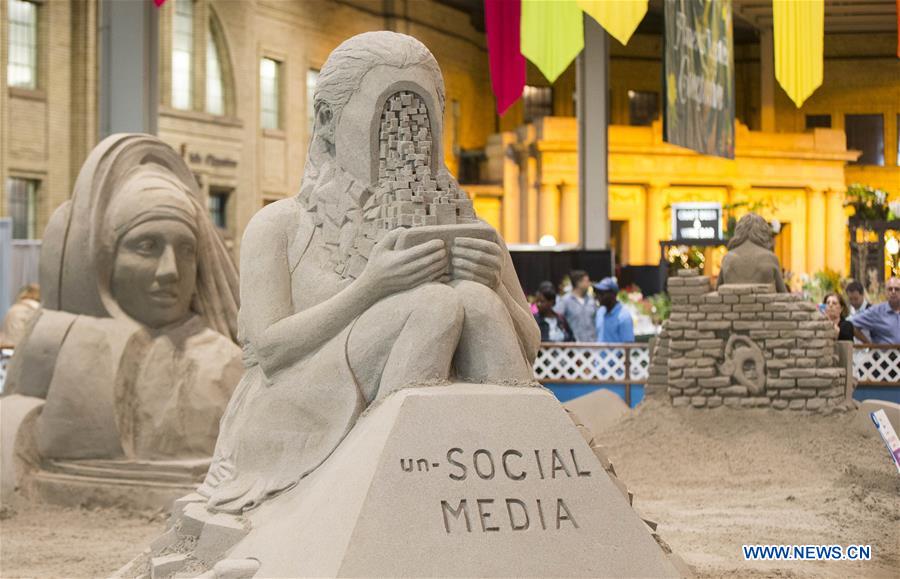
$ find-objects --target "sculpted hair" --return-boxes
[727,213,774,251]
[313,31,445,132]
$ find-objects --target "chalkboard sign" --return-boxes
[671,202,722,241]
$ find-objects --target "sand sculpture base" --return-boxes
[1,395,208,511]
[120,384,681,578]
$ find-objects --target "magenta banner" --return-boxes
[485,0,526,115]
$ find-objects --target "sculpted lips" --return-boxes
[148,287,180,305]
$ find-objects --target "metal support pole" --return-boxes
[100,0,159,137]
[576,14,609,250]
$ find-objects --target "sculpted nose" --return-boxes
[156,244,179,283]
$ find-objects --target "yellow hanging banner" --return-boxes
[772,0,824,107]
[578,0,648,46]
[521,0,584,83]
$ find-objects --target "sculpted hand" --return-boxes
[359,228,448,299]
[452,237,502,289]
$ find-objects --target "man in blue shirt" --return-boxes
[849,277,900,344]
[594,277,635,343]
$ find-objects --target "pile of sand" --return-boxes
[598,399,899,578]
[1,400,897,578]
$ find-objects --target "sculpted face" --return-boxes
[111,219,198,328]
[331,64,443,187]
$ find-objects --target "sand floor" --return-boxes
[1,400,898,578]
[598,399,900,578]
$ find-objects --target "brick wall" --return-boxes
[649,269,850,414]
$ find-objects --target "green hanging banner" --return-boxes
[663,0,735,159]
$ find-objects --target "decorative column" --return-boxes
[524,144,539,243]
[806,188,827,274]
[645,182,668,264]
[501,136,522,244]
[559,182,580,244]
[825,188,847,274]
[538,182,561,243]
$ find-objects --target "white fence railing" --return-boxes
[852,345,900,386]
[2,343,896,398]
[534,342,651,406]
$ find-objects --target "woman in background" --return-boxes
[823,292,854,341]
[534,281,574,342]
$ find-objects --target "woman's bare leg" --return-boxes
[347,283,464,402]
[450,280,534,382]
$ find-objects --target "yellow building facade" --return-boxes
[471,30,899,278]
[479,117,856,277]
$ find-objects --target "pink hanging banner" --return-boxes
[485,0,526,115]
[154,0,167,7]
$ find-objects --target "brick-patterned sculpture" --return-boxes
[4,134,242,461]
[648,214,853,412]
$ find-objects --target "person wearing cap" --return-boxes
[594,277,635,344]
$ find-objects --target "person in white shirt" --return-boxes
[846,280,870,316]
[534,282,574,342]
[554,270,597,342]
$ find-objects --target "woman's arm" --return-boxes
[452,233,540,362]
[241,205,447,378]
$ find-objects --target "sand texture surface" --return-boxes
[599,399,900,578]
[1,400,898,578]
[0,504,165,578]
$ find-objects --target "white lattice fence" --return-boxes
[534,344,650,382]
[853,347,900,385]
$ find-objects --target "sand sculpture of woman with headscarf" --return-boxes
[717,213,787,292]
[198,31,540,513]
[5,134,242,460]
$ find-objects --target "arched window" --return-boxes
[206,12,231,115]
[171,0,194,110]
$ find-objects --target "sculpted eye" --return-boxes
[135,239,156,254]
[179,243,197,256]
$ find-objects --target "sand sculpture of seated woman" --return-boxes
[717,213,787,292]
[198,31,540,513]
[5,134,242,460]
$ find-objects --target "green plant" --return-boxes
[801,268,844,304]
[844,183,889,221]
[666,245,705,272]
[648,292,671,323]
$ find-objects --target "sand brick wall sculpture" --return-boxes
[647,269,850,413]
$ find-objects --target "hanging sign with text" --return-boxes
[663,0,735,159]
[672,202,722,241]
